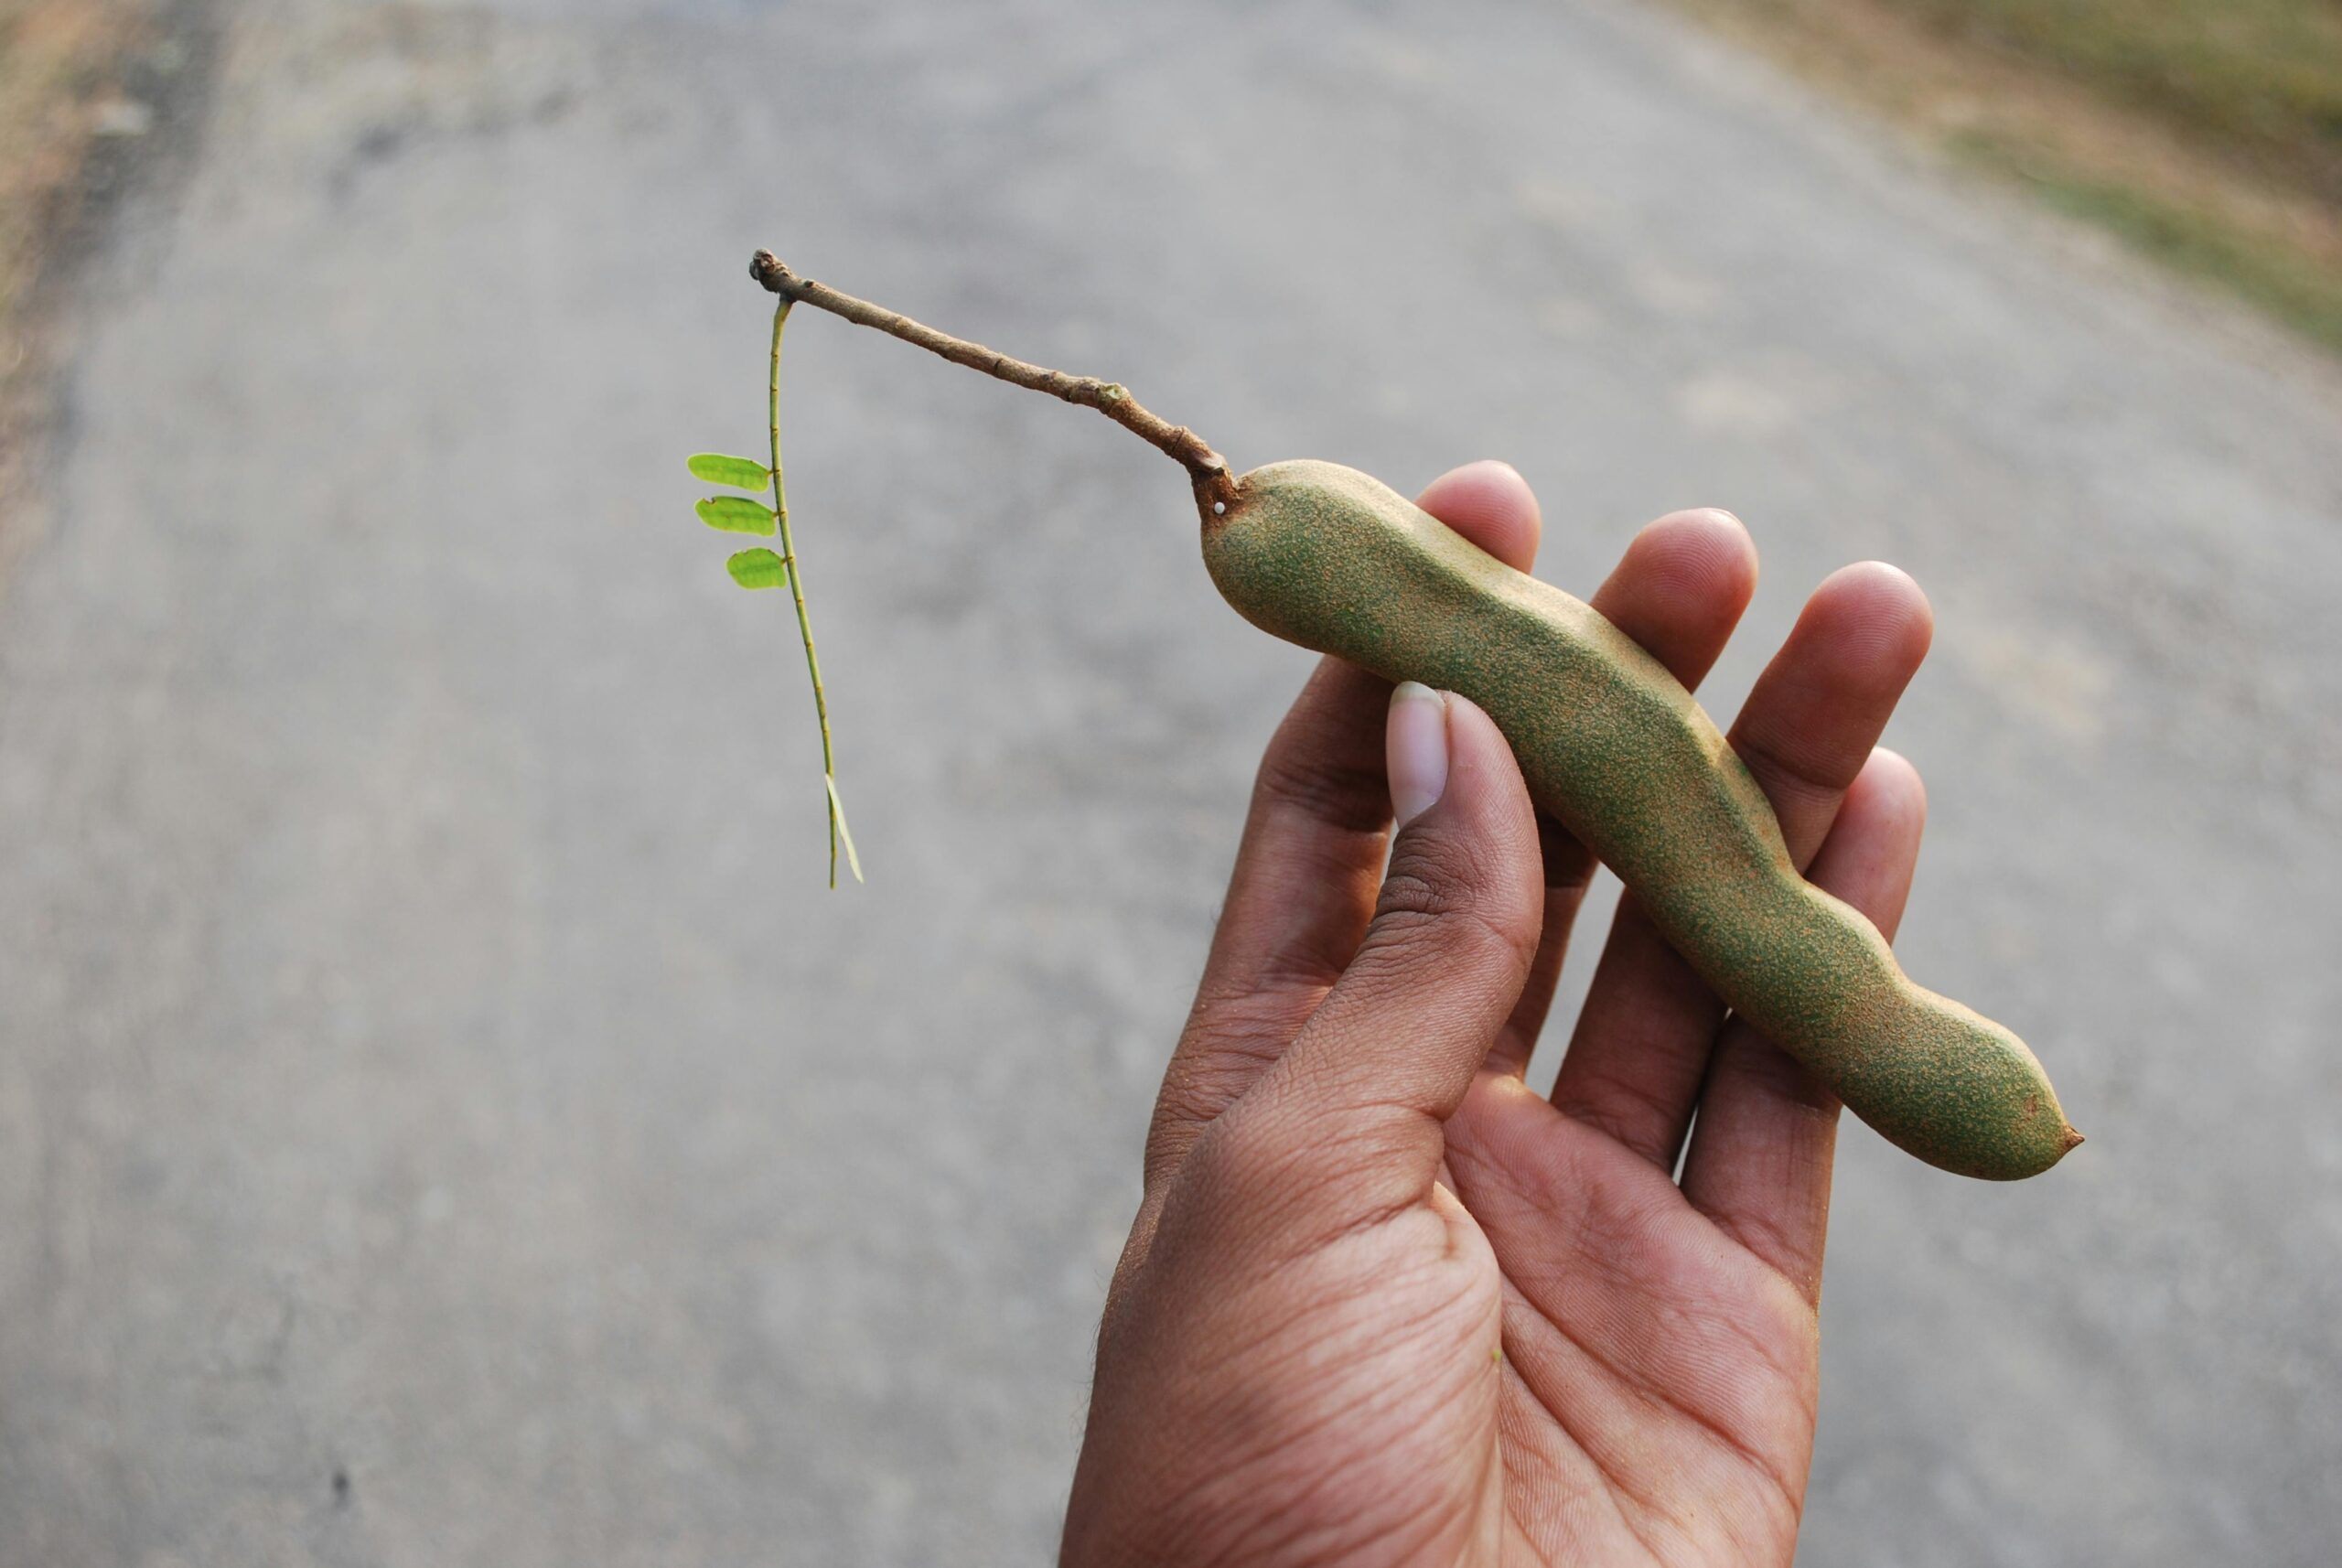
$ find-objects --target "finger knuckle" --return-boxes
[1179,1101,1309,1211]
[1372,843,1540,977]
[1250,745,1390,836]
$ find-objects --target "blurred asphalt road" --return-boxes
[4,0,2339,1563]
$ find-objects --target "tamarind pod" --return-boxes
[1199,460,2079,1180]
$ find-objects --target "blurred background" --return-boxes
[1,0,2337,1563]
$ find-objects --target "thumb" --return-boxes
[1221,685,1544,1216]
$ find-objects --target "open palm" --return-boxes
[1063,462,1936,1566]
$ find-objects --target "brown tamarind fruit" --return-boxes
[1199,459,2079,1180]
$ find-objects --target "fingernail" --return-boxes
[1387,682,1450,827]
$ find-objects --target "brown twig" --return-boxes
[751,251,1237,507]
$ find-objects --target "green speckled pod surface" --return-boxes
[1201,460,2079,1180]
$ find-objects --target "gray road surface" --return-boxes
[4,0,2340,1563]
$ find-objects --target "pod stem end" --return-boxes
[750,251,1232,499]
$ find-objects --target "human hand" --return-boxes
[1061,461,1936,1566]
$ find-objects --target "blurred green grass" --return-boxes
[1954,127,2342,348]
[1,0,147,321]
[1889,0,2342,199]
[1675,0,2342,352]
[0,0,152,542]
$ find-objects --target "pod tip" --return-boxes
[2060,1124,2085,1153]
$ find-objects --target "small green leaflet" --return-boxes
[698,496,778,535]
[686,453,771,489]
[726,547,790,589]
